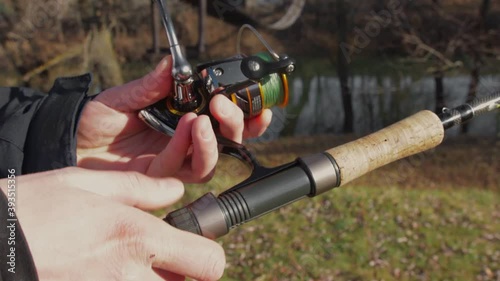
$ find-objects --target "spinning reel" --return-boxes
[139,0,296,136]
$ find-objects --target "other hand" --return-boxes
[77,56,272,182]
[0,167,225,281]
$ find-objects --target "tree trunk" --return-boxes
[463,0,489,133]
[198,0,207,56]
[336,0,353,133]
[87,26,124,90]
[462,65,479,134]
[434,71,445,114]
[151,0,160,56]
[0,44,23,86]
[479,0,490,30]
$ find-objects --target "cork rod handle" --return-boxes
[326,110,445,186]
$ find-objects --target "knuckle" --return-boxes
[123,237,149,265]
[200,245,226,281]
[125,172,143,188]
[124,172,151,194]
[110,216,149,259]
[109,214,144,240]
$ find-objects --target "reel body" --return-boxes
[139,52,295,136]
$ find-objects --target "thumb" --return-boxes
[49,167,184,210]
[94,56,173,112]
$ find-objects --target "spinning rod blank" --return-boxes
[440,92,500,129]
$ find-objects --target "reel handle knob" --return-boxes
[241,55,296,80]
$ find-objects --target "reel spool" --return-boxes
[226,52,290,118]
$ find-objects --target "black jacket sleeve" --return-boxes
[0,74,93,177]
[0,74,93,281]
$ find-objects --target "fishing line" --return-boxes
[257,52,287,108]
[237,24,280,61]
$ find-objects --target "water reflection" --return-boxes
[262,74,500,140]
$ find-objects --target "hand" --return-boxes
[77,56,272,182]
[0,167,225,281]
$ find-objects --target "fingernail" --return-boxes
[218,101,232,117]
[160,178,184,199]
[156,57,170,72]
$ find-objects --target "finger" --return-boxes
[146,113,197,177]
[189,115,218,182]
[143,223,225,281]
[94,56,173,112]
[46,167,184,210]
[153,268,186,281]
[140,270,168,281]
[209,95,244,143]
[243,108,273,138]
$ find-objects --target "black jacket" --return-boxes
[0,74,93,281]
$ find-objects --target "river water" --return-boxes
[259,74,500,141]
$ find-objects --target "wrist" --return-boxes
[23,74,93,174]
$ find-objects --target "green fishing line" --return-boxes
[256,52,285,108]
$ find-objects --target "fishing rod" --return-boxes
[138,0,500,239]
[164,93,500,239]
